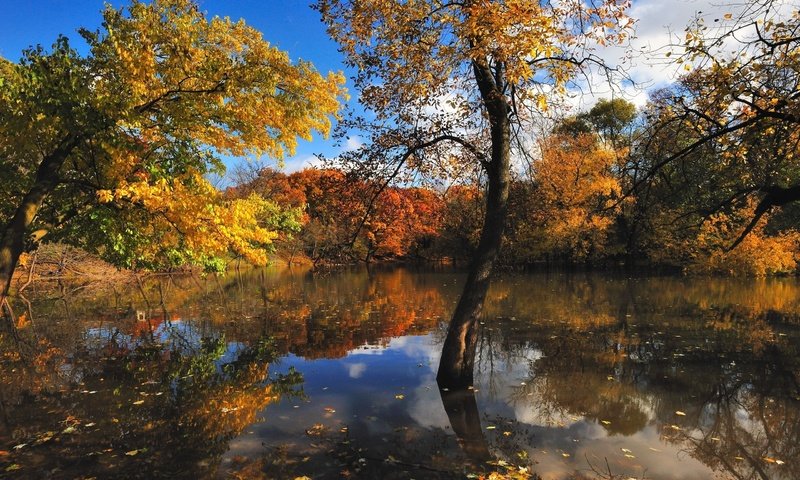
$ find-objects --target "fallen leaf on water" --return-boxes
[601,420,611,425]
[669,425,681,430]
[35,432,55,444]
[561,453,570,458]
[649,447,662,452]
[132,400,144,406]
[621,448,632,453]
[395,394,404,400]
[486,425,496,430]
[624,454,636,459]
[306,423,326,436]
[503,431,512,436]
[324,407,336,414]
[5,464,21,472]
[125,450,139,456]
[675,411,686,416]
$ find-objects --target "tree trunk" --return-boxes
[438,384,492,463]
[0,136,79,307]
[437,60,510,388]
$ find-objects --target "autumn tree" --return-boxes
[317,0,632,386]
[0,0,344,308]
[638,1,800,251]
[533,133,623,261]
[230,167,445,264]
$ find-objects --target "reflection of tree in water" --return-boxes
[665,381,800,480]
[184,267,453,359]
[477,275,800,479]
[0,328,302,479]
[4,270,800,478]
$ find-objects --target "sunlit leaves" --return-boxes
[1,0,345,274]
[533,133,622,260]
[318,0,632,115]
[687,202,800,276]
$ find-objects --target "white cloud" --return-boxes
[345,362,367,378]
[344,135,364,152]
[558,0,760,110]
[282,154,323,173]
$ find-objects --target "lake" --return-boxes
[1,267,799,479]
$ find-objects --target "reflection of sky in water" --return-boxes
[223,334,723,479]
[14,270,800,479]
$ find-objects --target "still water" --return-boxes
[1,267,799,479]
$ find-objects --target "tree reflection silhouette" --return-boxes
[438,385,492,464]
[0,329,302,479]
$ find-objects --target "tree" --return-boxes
[317,0,632,386]
[534,132,623,261]
[0,0,344,307]
[638,1,800,249]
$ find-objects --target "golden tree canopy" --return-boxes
[0,0,346,271]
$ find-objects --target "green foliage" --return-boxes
[0,0,344,278]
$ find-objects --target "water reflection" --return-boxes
[1,269,799,479]
[1,322,301,478]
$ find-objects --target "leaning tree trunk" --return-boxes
[0,136,78,309]
[437,60,510,388]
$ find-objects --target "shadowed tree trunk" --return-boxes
[439,384,492,464]
[0,136,79,312]
[437,59,510,388]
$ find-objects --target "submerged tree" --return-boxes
[316,0,632,386]
[0,0,344,308]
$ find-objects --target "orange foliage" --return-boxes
[687,204,800,276]
[534,134,622,259]
[231,168,444,263]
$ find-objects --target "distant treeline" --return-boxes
[228,98,800,276]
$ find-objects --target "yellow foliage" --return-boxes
[98,171,280,266]
[93,0,345,159]
[535,134,622,259]
[0,0,346,276]
[319,0,631,113]
[687,206,800,276]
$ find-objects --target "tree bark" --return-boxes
[437,60,510,388]
[0,136,79,307]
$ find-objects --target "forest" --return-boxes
[225,93,800,276]
[1,0,798,303]
[2,1,800,479]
